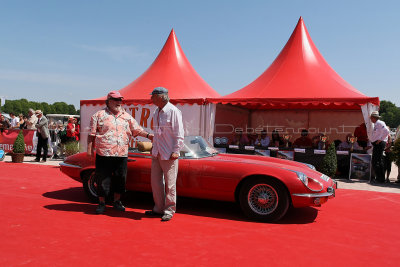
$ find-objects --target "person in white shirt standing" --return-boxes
[145,87,184,222]
[26,108,38,129]
[370,111,390,183]
[9,113,19,128]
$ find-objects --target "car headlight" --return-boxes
[304,163,316,170]
[289,170,323,192]
[320,174,331,182]
[292,170,308,186]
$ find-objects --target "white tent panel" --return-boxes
[80,103,214,152]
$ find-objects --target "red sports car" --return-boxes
[60,136,336,222]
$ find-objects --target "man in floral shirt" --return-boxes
[87,91,153,214]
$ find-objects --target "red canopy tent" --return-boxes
[210,17,378,143]
[81,29,220,106]
[80,29,220,149]
[208,17,378,110]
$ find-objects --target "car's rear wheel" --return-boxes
[239,177,289,222]
[82,169,115,203]
[82,169,98,203]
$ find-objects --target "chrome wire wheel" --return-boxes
[248,183,279,215]
[239,178,289,222]
[87,172,98,198]
[82,170,99,202]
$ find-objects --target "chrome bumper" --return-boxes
[292,191,334,198]
[292,183,336,199]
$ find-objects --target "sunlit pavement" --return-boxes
[4,154,64,167]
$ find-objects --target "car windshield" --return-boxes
[180,136,219,159]
[129,136,219,159]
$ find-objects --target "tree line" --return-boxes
[0,99,79,116]
[379,100,400,129]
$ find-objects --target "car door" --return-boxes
[180,155,239,202]
[125,152,191,194]
[126,152,152,192]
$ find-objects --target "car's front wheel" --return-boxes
[239,177,289,222]
[82,169,98,203]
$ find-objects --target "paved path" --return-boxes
[337,176,400,194]
[3,154,62,166]
[335,161,400,193]
[3,154,400,193]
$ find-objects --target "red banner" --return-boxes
[0,129,35,153]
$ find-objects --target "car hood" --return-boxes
[64,152,93,168]
[64,151,326,180]
[213,153,320,176]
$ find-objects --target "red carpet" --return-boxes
[1,162,400,266]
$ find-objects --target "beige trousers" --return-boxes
[151,156,179,216]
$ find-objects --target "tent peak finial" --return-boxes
[169,28,176,37]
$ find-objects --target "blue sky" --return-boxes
[0,0,399,109]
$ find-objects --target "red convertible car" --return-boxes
[60,136,336,222]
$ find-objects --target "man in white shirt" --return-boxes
[10,113,19,128]
[26,108,38,129]
[370,111,390,183]
[145,87,184,221]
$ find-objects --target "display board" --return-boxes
[349,153,372,180]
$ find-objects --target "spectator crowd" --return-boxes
[0,109,80,160]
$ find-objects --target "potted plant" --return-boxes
[321,142,337,178]
[392,138,400,180]
[11,130,25,163]
[64,140,80,157]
